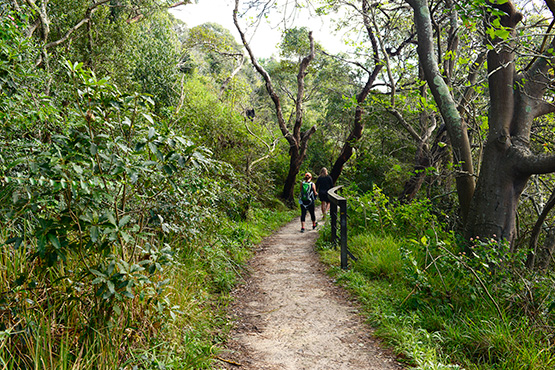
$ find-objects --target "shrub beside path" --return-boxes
[217,210,404,370]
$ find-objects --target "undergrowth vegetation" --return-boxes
[0,13,296,367]
[317,186,555,370]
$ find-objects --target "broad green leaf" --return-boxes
[119,215,131,228]
[144,114,154,125]
[90,269,106,278]
[494,29,510,40]
[91,277,104,284]
[107,212,117,226]
[120,231,132,243]
[90,226,99,243]
[47,233,61,250]
[72,163,83,174]
[148,142,157,155]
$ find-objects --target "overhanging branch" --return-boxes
[293,31,315,140]
[517,150,555,175]
[388,108,423,144]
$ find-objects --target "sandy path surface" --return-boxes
[217,210,403,370]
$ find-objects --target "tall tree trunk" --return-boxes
[436,0,555,245]
[464,144,529,242]
[330,0,382,183]
[330,104,365,183]
[464,1,529,243]
[407,0,475,223]
[283,146,303,202]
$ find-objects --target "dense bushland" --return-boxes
[4,0,555,368]
[0,9,295,368]
[318,186,555,369]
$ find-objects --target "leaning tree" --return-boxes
[321,0,416,185]
[233,0,317,203]
[407,0,555,255]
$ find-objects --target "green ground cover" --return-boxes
[316,187,555,370]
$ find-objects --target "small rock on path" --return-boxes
[217,210,403,370]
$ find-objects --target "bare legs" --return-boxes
[321,201,330,219]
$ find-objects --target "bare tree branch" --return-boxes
[457,52,487,109]
[388,108,422,143]
[233,0,293,144]
[44,0,111,50]
[517,150,555,175]
[168,1,189,9]
[293,31,315,140]
[320,50,371,74]
[526,187,555,269]
[45,18,89,49]
[329,0,388,182]
[244,118,279,173]
[24,0,50,43]
[220,53,245,96]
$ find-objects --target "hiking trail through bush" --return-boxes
[217,210,404,370]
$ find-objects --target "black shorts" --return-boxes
[319,192,329,202]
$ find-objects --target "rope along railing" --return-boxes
[328,185,357,269]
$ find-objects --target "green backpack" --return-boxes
[300,181,314,202]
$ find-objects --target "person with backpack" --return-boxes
[299,172,318,233]
[315,167,334,219]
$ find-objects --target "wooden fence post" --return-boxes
[328,186,352,269]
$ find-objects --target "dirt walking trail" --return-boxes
[217,210,404,370]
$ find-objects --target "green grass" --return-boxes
[349,233,402,280]
[317,231,555,370]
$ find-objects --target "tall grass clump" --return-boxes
[318,185,555,369]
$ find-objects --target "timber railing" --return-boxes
[328,185,357,269]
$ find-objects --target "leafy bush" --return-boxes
[0,6,297,368]
[0,60,220,368]
[346,185,443,240]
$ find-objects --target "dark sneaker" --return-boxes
[301,228,305,233]
[313,222,318,229]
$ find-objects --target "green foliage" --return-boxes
[0,60,212,367]
[130,14,181,109]
[175,75,276,178]
[346,185,439,239]
[185,22,242,54]
[0,9,48,137]
[0,1,297,367]
[279,27,317,59]
[335,101,415,195]
[350,233,402,280]
[0,14,303,362]
[0,35,296,365]
[183,22,247,91]
[0,11,31,93]
[318,187,555,369]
